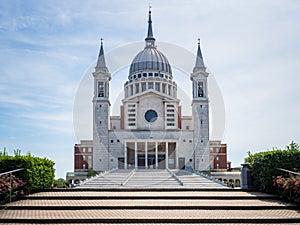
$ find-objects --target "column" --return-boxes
[175,142,179,169]
[155,142,158,169]
[135,142,138,169]
[166,142,169,169]
[124,142,127,169]
[145,142,148,169]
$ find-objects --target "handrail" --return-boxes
[0,168,24,176]
[167,168,183,186]
[277,168,300,176]
[0,168,25,202]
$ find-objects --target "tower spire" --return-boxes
[96,38,108,72]
[145,6,155,47]
[193,38,205,72]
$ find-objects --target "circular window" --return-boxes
[144,110,158,123]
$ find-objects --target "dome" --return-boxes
[129,46,172,75]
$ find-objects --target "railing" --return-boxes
[0,168,25,202]
[277,168,300,177]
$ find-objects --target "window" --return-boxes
[82,148,86,153]
[98,82,104,97]
[155,73,159,77]
[149,73,153,77]
[186,126,189,130]
[155,83,160,91]
[145,110,158,123]
[135,84,139,93]
[88,156,92,160]
[167,114,173,117]
[83,164,86,169]
[216,164,219,169]
[216,156,219,161]
[128,123,136,126]
[128,114,135,117]
[138,74,141,78]
[189,140,192,143]
[160,74,163,78]
[128,108,135,112]
[167,123,175,126]
[148,82,153,89]
[128,118,135,121]
[216,148,219,153]
[88,147,92,152]
[198,81,204,97]
[143,73,147,77]
[142,83,146,91]
[111,140,114,143]
[167,109,174,112]
[162,84,166,93]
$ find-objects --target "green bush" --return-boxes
[0,149,55,192]
[245,142,300,193]
[87,170,99,178]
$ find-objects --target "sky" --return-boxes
[0,0,300,179]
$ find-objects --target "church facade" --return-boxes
[92,10,210,172]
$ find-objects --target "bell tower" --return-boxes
[92,39,111,171]
[191,39,210,171]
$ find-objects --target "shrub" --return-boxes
[0,149,55,193]
[0,174,26,193]
[245,142,300,193]
[87,170,99,178]
[273,171,300,203]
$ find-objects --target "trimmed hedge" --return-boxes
[0,150,55,192]
[245,142,300,193]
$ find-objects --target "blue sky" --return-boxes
[1,0,300,178]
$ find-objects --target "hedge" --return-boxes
[0,149,55,192]
[245,142,300,193]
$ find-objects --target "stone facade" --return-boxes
[88,10,214,172]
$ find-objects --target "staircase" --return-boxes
[79,169,226,188]
[1,170,299,224]
[1,189,299,224]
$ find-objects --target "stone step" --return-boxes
[1,209,299,224]
[1,190,299,224]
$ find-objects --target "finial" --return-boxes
[198,38,200,45]
[145,6,155,44]
[100,38,103,45]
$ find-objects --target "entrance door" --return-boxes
[158,155,165,169]
[138,155,145,168]
[179,157,185,170]
[118,158,125,169]
[148,155,155,169]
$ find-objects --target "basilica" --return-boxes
[89,9,211,172]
